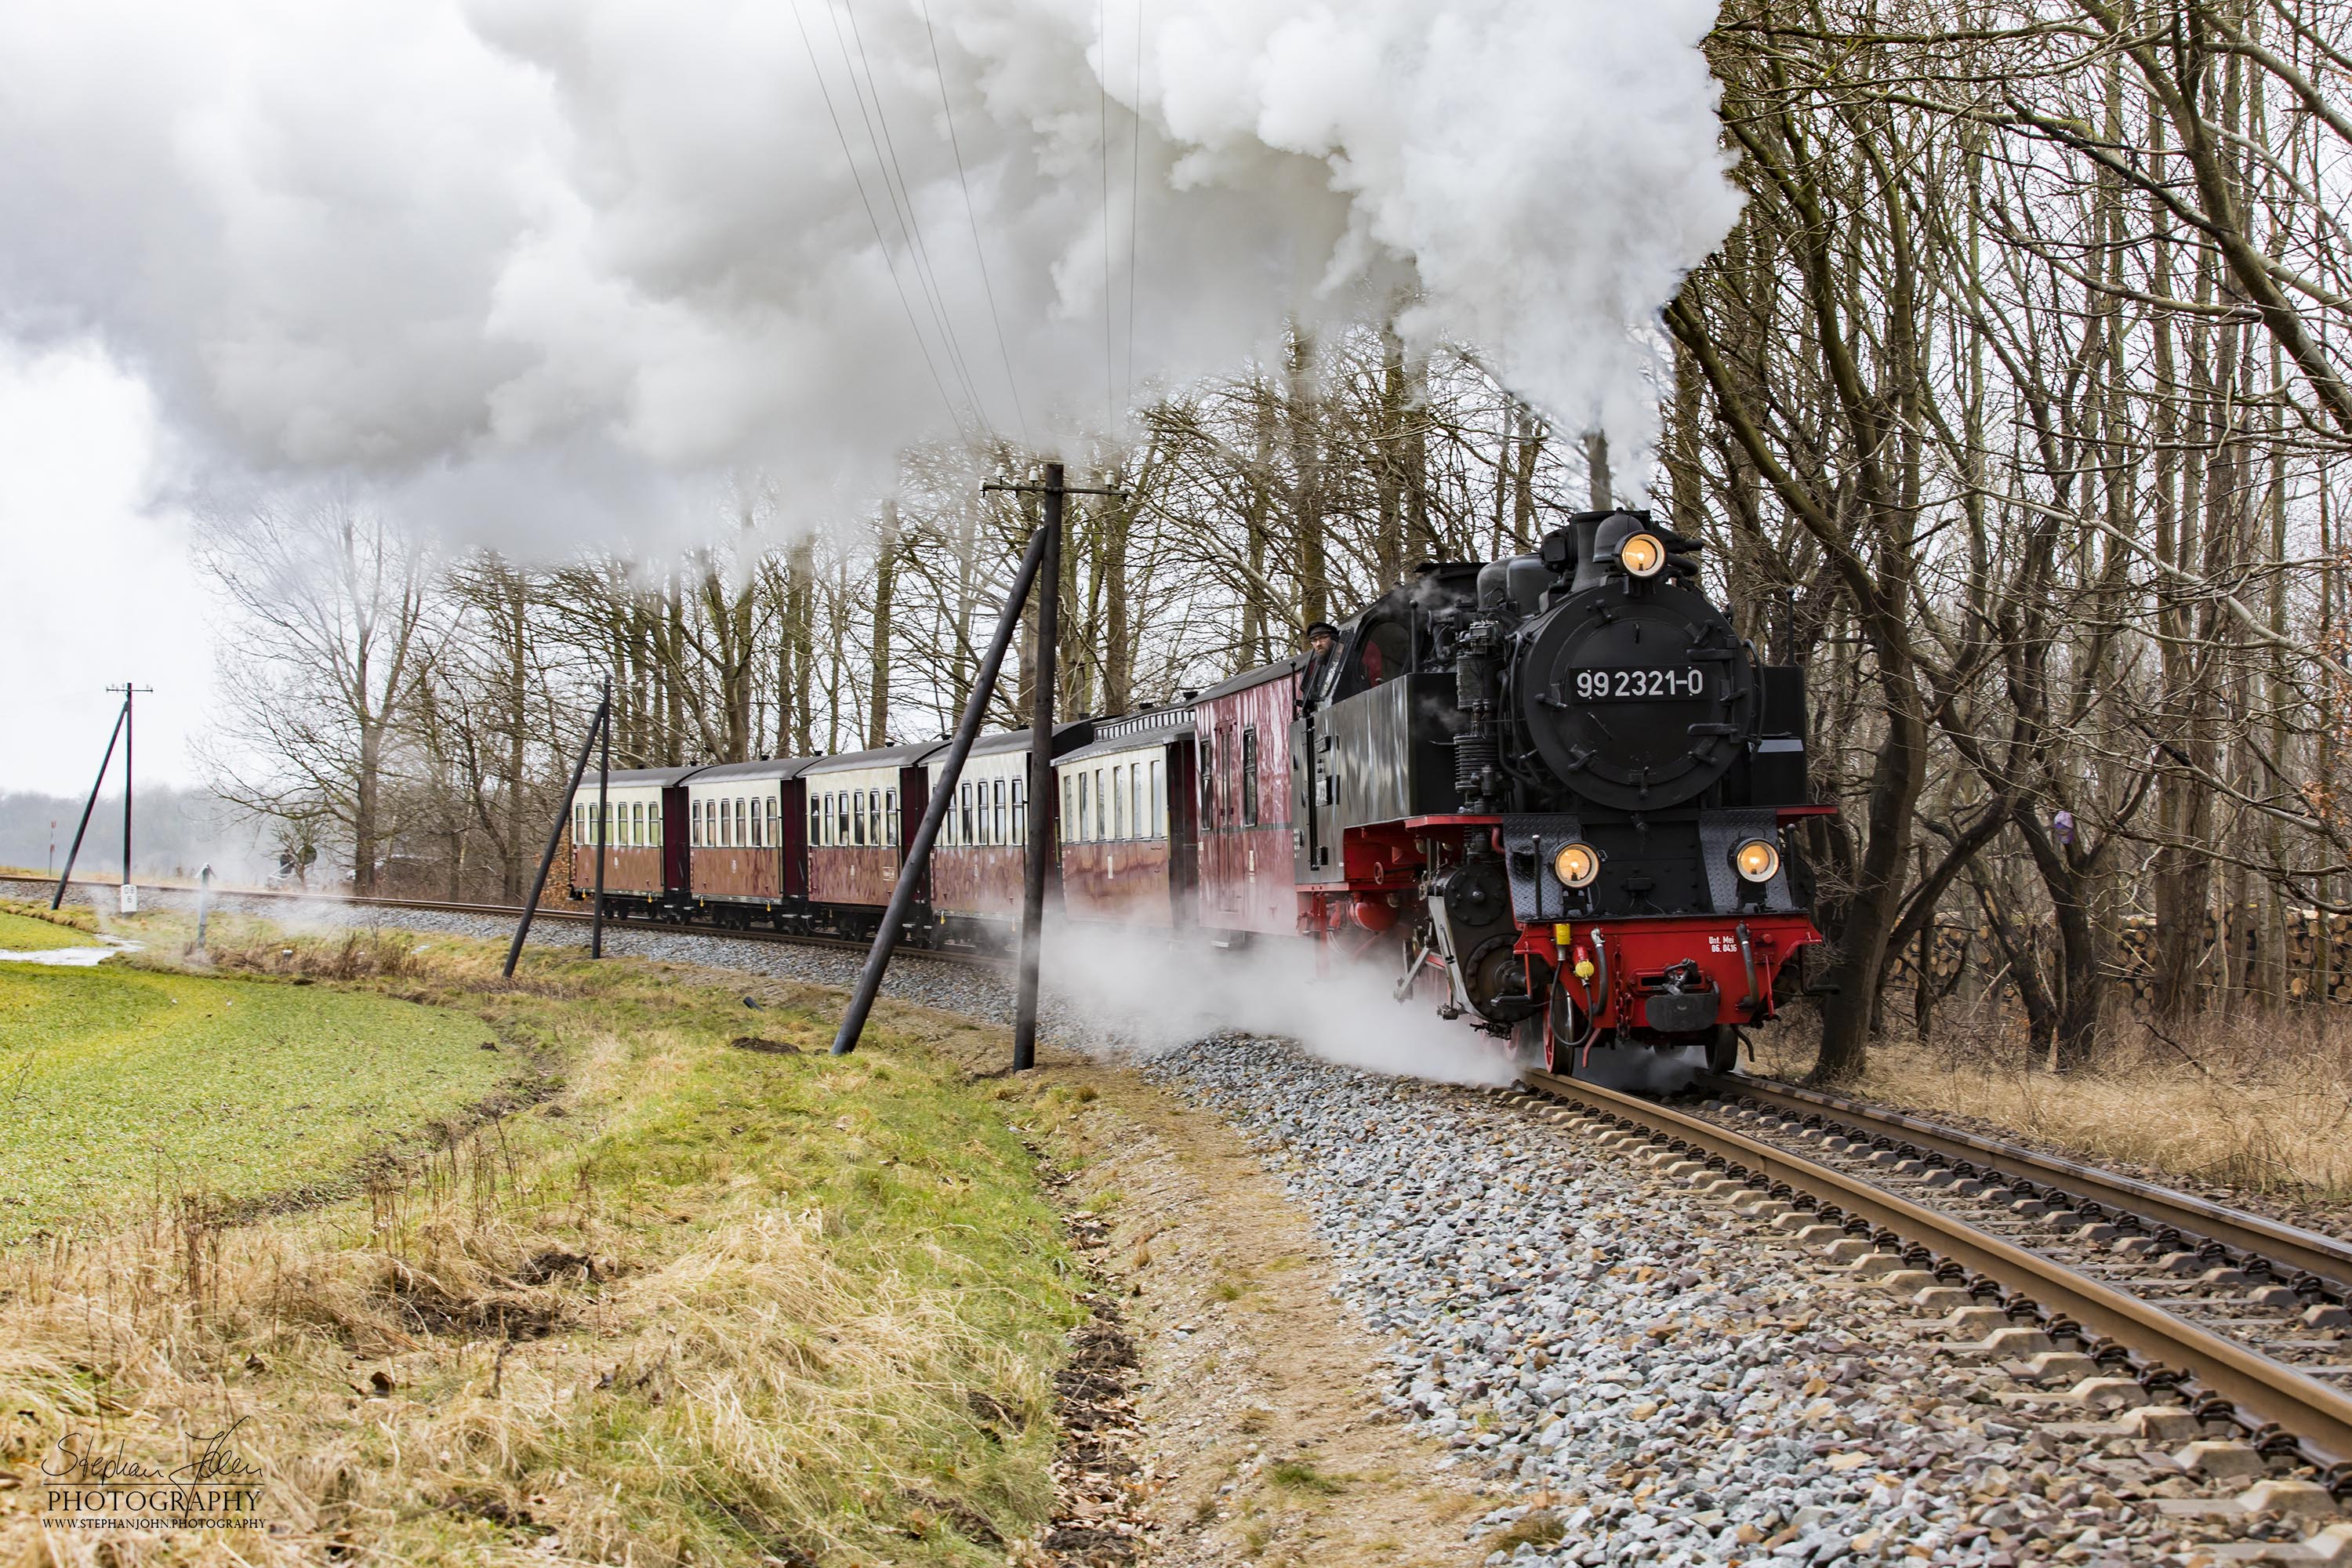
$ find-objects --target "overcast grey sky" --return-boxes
[0,340,213,796]
[0,1,1740,804]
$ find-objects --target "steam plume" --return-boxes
[0,0,1739,540]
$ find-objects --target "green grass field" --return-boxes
[0,906,104,952]
[0,924,1090,1563]
[0,961,515,1243]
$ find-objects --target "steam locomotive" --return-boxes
[568,510,1822,1090]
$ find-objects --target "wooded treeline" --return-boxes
[202,0,2352,1081]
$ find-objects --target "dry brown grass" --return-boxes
[1753,1001,2352,1209]
[0,934,1078,1565]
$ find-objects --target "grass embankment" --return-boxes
[0,919,1090,1565]
[0,905,103,952]
[1753,1006,2352,1207]
[0,956,509,1245]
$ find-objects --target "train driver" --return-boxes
[1301,620,1342,706]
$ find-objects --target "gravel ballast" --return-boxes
[1147,1034,2282,1568]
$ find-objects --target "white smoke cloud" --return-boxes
[1040,916,1519,1087]
[0,0,1739,546]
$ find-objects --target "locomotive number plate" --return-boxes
[1570,666,1706,701]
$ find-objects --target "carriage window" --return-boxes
[750,797,763,848]
[837,793,851,844]
[1129,766,1142,842]
[1110,766,1124,840]
[1204,731,1221,826]
[1011,779,1024,845]
[768,798,779,847]
[993,779,1007,844]
[1094,769,1107,842]
[650,804,661,844]
[1148,759,1161,838]
[960,781,974,846]
[1077,774,1091,841]
[852,790,867,846]
[886,788,899,846]
[1242,727,1260,826]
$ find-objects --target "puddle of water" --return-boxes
[0,940,141,967]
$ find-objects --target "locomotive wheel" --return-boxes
[1705,1024,1741,1075]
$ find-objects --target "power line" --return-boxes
[792,0,976,441]
[1098,0,1116,431]
[834,0,996,437]
[1126,0,1145,419]
[917,0,1031,448]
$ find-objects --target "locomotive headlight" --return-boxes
[1732,837,1781,884]
[1553,841,1601,889]
[1617,532,1667,578]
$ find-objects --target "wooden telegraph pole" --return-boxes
[830,462,1120,1067]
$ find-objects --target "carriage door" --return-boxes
[1167,736,1199,925]
[781,779,808,899]
[896,764,933,908]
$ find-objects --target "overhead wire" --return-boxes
[1098,0,1116,433]
[791,0,975,441]
[1127,0,1144,419]
[916,0,1032,449]
[833,0,996,437]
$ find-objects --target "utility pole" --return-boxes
[506,679,612,978]
[984,463,1121,1072]
[829,462,1121,1065]
[593,680,611,960]
[118,681,149,913]
[53,684,147,913]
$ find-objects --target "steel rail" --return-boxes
[1525,1066,2352,1472]
[0,875,997,969]
[1700,1071,2352,1294]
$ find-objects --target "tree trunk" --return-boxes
[1376,322,1406,587]
[503,565,528,898]
[1583,430,1612,514]
[1811,677,1928,1082]
[1102,488,1134,717]
[1286,324,1327,629]
[869,503,898,748]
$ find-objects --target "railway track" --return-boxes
[1518,1065,2352,1499]
[0,873,998,967]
